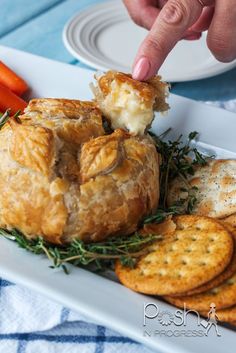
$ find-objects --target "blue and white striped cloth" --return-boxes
[0,278,153,353]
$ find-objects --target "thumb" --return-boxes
[132,0,213,80]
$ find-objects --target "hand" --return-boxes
[123,0,236,80]
[123,0,205,39]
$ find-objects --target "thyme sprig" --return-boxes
[144,129,211,224]
[0,109,11,129]
[0,109,22,130]
[0,228,161,273]
[150,130,207,204]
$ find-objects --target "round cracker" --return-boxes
[167,159,236,219]
[221,213,236,228]
[201,305,236,323]
[171,222,236,296]
[115,215,233,296]
[164,272,236,311]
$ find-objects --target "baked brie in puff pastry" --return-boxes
[0,98,160,244]
[92,71,169,135]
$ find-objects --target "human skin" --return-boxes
[123,0,236,80]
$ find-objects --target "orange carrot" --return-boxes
[0,83,27,114]
[0,61,28,96]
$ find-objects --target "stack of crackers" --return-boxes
[116,160,236,326]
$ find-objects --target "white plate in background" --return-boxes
[0,45,236,353]
[63,0,236,82]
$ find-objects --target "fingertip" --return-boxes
[132,56,151,81]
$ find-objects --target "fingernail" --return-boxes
[183,33,202,40]
[132,56,151,81]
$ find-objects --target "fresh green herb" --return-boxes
[143,202,185,224]
[144,129,211,224]
[0,109,11,129]
[12,110,22,124]
[0,109,22,130]
[0,228,161,273]
[150,129,207,202]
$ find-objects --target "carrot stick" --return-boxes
[0,61,28,96]
[0,83,27,114]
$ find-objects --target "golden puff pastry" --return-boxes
[91,71,169,135]
[24,98,104,147]
[0,98,104,244]
[67,129,160,243]
[0,99,159,244]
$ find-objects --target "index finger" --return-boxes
[132,0,212,80]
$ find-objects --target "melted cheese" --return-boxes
[100,82,154,135]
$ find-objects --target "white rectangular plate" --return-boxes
[0,45,236,353]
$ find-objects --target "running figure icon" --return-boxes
[205,303,221,337]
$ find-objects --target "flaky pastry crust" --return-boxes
[0,98,160,244]
[92,71,169,135]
